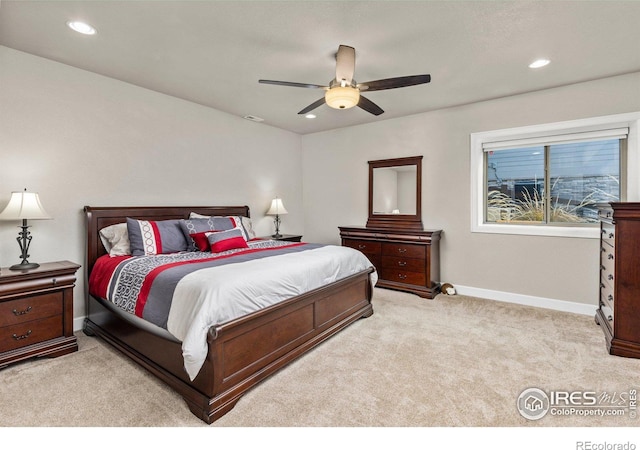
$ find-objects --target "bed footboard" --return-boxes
[191,268,374,423]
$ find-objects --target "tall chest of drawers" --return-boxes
[596,203,640,358]
[339,226,441,298]
[0,260,80,369]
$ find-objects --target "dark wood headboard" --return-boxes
[84,205,250,276]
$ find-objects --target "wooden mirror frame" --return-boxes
[366,155,423,230]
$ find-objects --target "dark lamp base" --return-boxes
[272,233,283,239]
[10,262,40,271]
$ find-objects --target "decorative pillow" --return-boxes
[126,218,190,256]
[187,231,211,252]
[189,212,256,241]
[206,229,249,253]
[99,223,131,256]
[180,217,235,251]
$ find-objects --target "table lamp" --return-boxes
[266,198,288,238]
[0,189,51,270]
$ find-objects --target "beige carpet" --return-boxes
[1,288,639,428]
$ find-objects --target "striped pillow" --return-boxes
[126,218,190,256]
[205,229,248,253]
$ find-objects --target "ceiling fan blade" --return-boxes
[357,95,384,116]
[259,79,327,89]
[359,74,431,92]
[298,98,326,115]
[335,45,356,85]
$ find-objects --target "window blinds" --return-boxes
[483,127,629,152]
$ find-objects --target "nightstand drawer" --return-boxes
[379,267,426,286]
[0,273,76,298]
[0,315,63,353]
[381,242,425,259]
[0,292,63,327]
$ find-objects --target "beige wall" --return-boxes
[0,46,303,324]
[302,72,640,308]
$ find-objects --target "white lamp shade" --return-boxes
[0,191,51,220]
[325,86,360,110]
[266,198,288,215]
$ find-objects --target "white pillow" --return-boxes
[99,223,131,256]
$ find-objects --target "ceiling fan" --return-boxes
[259,45,431,116]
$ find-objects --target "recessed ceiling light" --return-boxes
[243,114,264,122]
[529,59,550,69]
[305,114,316,119]
[67,21,97,35]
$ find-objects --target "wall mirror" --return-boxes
[367,155,423,230]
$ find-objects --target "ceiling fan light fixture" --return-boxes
[325,86,360,110]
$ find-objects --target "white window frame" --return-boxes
[470,112,640,238]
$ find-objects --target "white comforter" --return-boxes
[166,245,377,380]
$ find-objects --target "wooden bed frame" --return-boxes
[83,205,374,424]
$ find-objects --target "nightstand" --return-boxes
[0,260,80,369]
[260,234,303,242]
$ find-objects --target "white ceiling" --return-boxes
[1,1,639,135]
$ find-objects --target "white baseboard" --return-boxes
[73,316,86,332]
[453,284,597,316]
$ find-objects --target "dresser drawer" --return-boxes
[0,292,62,327]
[0,315,63,353]
[379,267,426,286]
[601,222,615,248]
[600,279,614,309]
[381,242,425,259]
[342,239,381,256]
[600,246,615,281]
[382,256,425,272]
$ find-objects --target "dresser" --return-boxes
[595,203,640,358]
[0,260,80,369]
[339,226,441,298]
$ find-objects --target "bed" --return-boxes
[83,205,376,424]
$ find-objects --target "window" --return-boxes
[486,138,624,225]
[471,112,640,238]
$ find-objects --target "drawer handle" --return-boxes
[608,274,614,281]
[12,330,32,341]
[608,294,614,302]
[398,274,407,280]
[358,244,367,250]
[12,306,33,316]
[398,248,407,253]
[601,265,606,271]
[600,282,605,289]
[609,233,614,239]
[608,254,614,260]
[398,261,407,267]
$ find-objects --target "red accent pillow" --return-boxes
[189,232,211,252]
[206,229,249,253]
